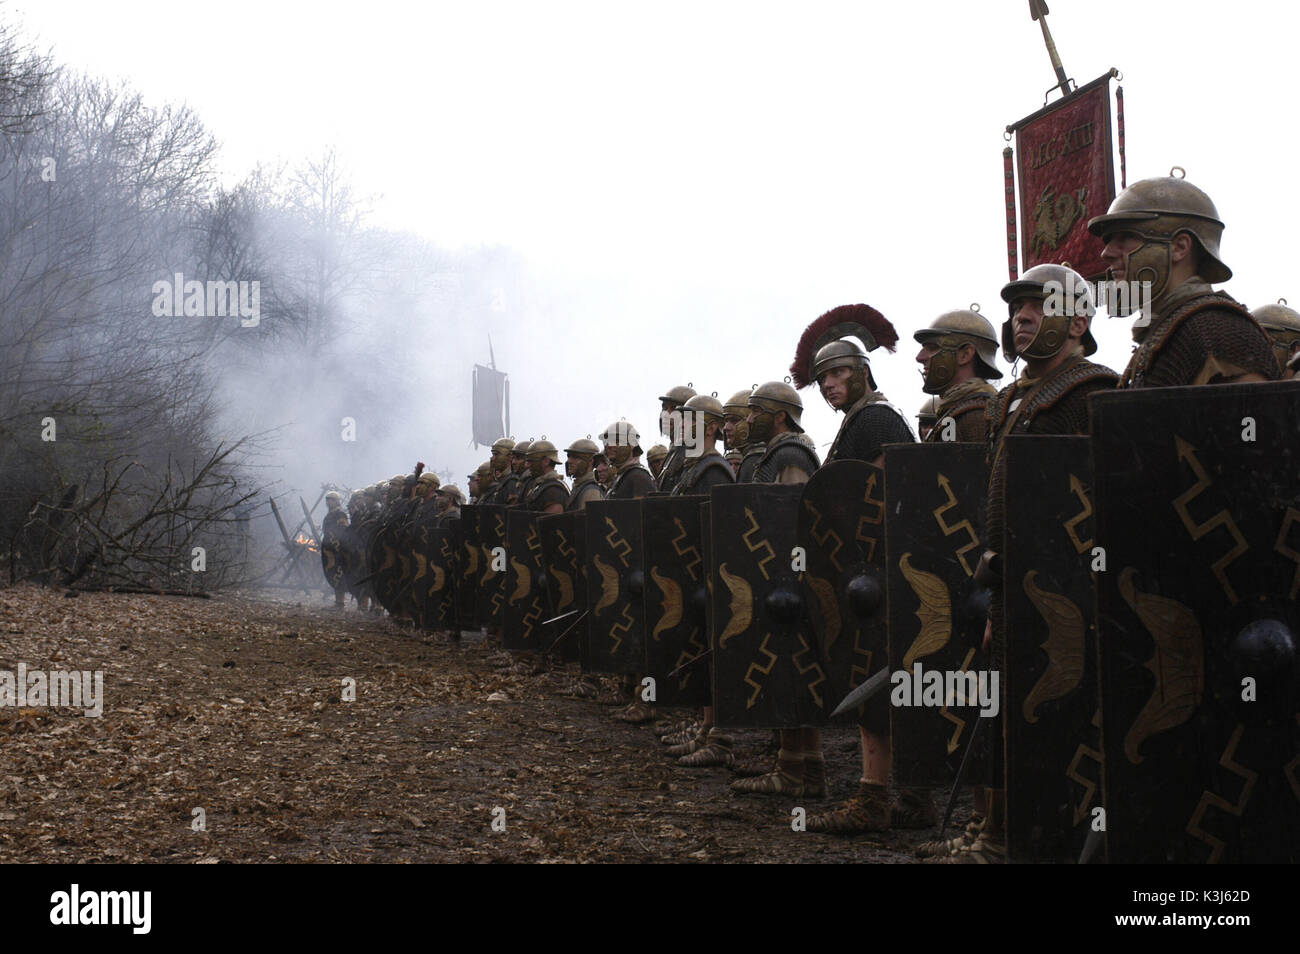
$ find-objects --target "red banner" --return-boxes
[1008,72,1116,279]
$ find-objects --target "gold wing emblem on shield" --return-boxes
[593,553,619,613]
[1119,567,1204,764]
[806,576,840,651]
[717,562,752,648]
[552,566,574,611]
[464,541,479,577]
[1022,570,1086,723]
[900,553,951,669]
[509,557,530,604]
[430,562,446,593]
[650,566,682,641]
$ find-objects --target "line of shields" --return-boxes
[443,383,1298,862]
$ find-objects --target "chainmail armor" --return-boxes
[752,432,821,483]
[826,392,915,463]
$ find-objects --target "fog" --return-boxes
[4,1,1297,577]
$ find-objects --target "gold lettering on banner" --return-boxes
[1029,120,1096,170]
[900,553,952,668]
[717,563,753,648]
[1022,571,1086,723]
[741,507,777,580]
[670,517,703,580]
[1172,436,1247,605]
[603,517,632,566]
[1186,724,1257,864]
[743,633,779,708]
[593,553,619,613]
[932,474,980,577]
[1065,708,1103,825]
[802,499,846,572]
[1272,507,1300,600]
[509,558,530,605]
[650,566,682,641]
[1119,567,1204,764]
[1063,474,1094,553]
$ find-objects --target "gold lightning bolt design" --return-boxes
[743,633,779,709]
[1185,724,1258,864]
[932,473,980,577]
[1172,436,1248,605]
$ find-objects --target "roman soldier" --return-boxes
[564,438,607,511]
[1088,170,1278,388]
[671,395,735,497]
[724,381,825,795]
[646,444,669,481]
[932,264,1119,864]
[522,440,568,514]
[602,422,655,499]
[656,384,697,493]
[320,490,351,609]
[1249,299,1300,377]
[485,438,515,503]
[788,304,919,834]
[723,388,765,482]
[916,395,940,441]
[913,307,1002,442]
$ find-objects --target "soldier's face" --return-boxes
[723,415,738,444]
[1099,230,1144,283]
[916,343,941,383]
[606,444,631,467]
[566,453,591,479]
[818,367,853,409]
[595,458,611,480]
[1011,298,1046,353]
[528,457,548,478]
[511,455,526,474]
[660,401,680,440]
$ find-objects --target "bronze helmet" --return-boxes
[913,307,1002,394]
[723,388,754,448]
[564,437,601,456]
[1087,170,1231,310]
[525,439,560,465]
[645,444,668,464]
[916,394,941,428]
[1251,300,1300,373]
[1000,263,1098,361]
[657,384,697,407]
[748,380,805,440]
[599,421,643,455]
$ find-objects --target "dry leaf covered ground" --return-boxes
[0,584,956,863]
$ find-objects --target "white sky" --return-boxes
[10,0,1298,476]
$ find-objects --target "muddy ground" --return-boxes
[0,584,970,863]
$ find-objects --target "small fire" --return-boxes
[295,532,319,553]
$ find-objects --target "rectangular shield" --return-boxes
[884,443,992,787]
[538,512,586,662]
[711,483,827,728]
[456,507,481,628]
[642,496,711,708]
[583,499,646,674]
[798,460,890,729]
[425,518,461,631]
[503,510,552,652]
[473,505,507,630]
[1002,435,1103,862]
[1092,383,1300,863]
